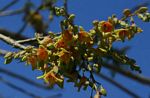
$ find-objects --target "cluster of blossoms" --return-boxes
[4,7,150,97]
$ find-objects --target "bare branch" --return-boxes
[64,0,68,13]
[45,93,62,98]
[103,63,150,86]
[0,67,50,90]
[0,76,40,98]
[0,28,27,40]
[0,8,24,17]
[0,0,19,12]
[130,1,150,12]
[0,49,9,56]
[17,21,28,34]
[16,37,43,44]
[0,33,26,49]
[95,72,140,98]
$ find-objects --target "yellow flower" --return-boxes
[78,31,92,43]
[59,50,71,64]
[40,36,53,46]
[38,71,63,87]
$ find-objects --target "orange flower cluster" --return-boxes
[27,46,48,70]
[56,30,73,49]
[24,18,143,90]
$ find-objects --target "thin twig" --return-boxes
[130,1,150,12]
[95,72,140,98]
[16,37,43,44]
[120,0,150,20]
[64,0,68,13]
[103,63,150,86]
[0,28,27,40]
[0,8,24,17]
[0,49,9,56]
[16,32,61,44]
[0,67,50,90]
[0,0,19,12]
[0,76,40,98]
[17,21,28,34]
[45,93,62,98]
[0,33,26,49]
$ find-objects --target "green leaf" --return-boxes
[53,66,59,73]
[56,80,64,88]
[4,52,13,59]
[48,44,55,50]
[37,60,44,68]
[14,53,20,59]
[87,64,92,71]
[4,58,13,64]
[83,84,88,90]
[130,65,141,73]
[21,56,27,62]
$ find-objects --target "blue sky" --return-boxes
[0,0,150,98]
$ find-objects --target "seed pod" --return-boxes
[68,14,75,21]
[100,86,107,96]
[123,9,131,16]
[137,7,148,14]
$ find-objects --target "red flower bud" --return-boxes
[119,30,128,37]
[101,21,113,33]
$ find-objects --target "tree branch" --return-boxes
[0,28,27,40]
[0,33,26,49]
[17,21,28,34]
[0,76,40,98]
[45,93,62,98]
[95,72,140,98]
[0,67,50,90]
[64,0,68,13]
[0,8,24,17]
[16,37,43,44]
[103,63,150,86]
[0,49,9,56]
[0,0,19,12]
